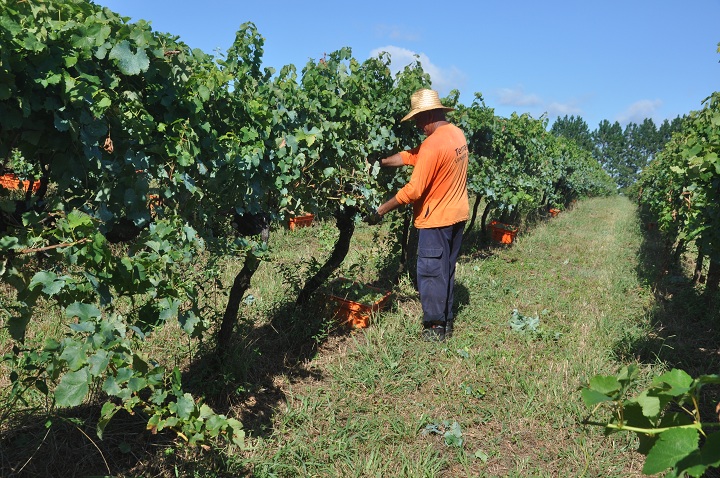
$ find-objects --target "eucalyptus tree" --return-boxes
[550,115,594,153]
[657,115,686,148]
[592,120,624,190]
[624,118,664,182]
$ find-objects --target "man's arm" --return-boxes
[380,153,404,168]
[377,195,402,216]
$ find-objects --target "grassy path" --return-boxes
[238,196,661,477]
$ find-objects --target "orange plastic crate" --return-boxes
[327,278,392,329]
[288,213,314,231]
[0,173,40,192]
[549,208,560,217]
[489,221,518,244]
[147,194,162,213]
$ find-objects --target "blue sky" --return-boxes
[100,0,719,131]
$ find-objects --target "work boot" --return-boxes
[422,322,446,342]
[445,319,454,339]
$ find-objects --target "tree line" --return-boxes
[550,114,686,191]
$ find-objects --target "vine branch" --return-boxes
[17,238,91,255]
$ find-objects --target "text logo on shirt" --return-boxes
[454,144,468,163]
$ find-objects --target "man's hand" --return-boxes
[362,211,382,226]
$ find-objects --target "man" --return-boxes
[374,88,469,341]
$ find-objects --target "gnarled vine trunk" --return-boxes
[706,258,720,297]
[692,251,704,285]
[397,208,419,288]
[217,214,270,357]
[466,194,483,231]
[296,206,357,306]
[672,239,686,266]
[480,202,494,234]
[216,252,260,357]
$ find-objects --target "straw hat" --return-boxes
[401,89,454,122]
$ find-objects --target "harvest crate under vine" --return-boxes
[0,173,40,193]
[326,277,392,329]
[490,220,518,244]
[288,213,314,231]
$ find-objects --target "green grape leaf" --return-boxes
[179,310,201,335]
[198,85,211,101]
[66,210,93,229]
[88,349,110,376]
[108,40,150,76]
[55,367,90,407]
[97,402,119,439]
[22,33,44,52]
[227,418,245,447]
[102,375,122,396]
[128,377,147,392]
[588,374,621,395]
[444,421,464,447]
[196,404,214,420]
[205,414,226,436]
[60,342,88,371]
[695,432,720,473]
[0,235,19,250]
[581,387,615,407]
[616,364,640,385]
[29,271,65,296]
[655,431,720,477]
[653,369,694,396]
[642,427,699,475]
[115,367,134,384]
[65,302,101,321]
[8,314,31,341]
[634,390,661,418]
[175,393,195,420]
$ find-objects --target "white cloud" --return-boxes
[615,99,663,124]
[369,45,466,95]
[369,45,416,71]
[496,87,542,107]
[546,101,583,117]
[494,87,586,121]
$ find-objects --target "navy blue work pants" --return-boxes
[416,221,465,326]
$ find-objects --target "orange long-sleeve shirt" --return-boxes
[395,123,469,229]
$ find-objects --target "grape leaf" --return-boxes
[109,40,150,76]
[65,302,101,321]
[642,428,699,475]
[55,367,90,407]
[581,388,614,407]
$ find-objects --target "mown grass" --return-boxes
[2,195,718,477]
[229,196,661,477]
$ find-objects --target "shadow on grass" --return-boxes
[460,222,499,257]
[615,218,720,423]
[453,282,472,326]
[182,295,361,439]
[0,296,354,478]
[621,223,720,375]
[0,403,210,478]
